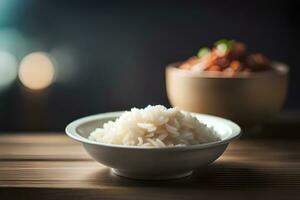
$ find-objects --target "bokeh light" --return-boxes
[0,28,29,59]
[18,52,56,90]
[51,46,78,83]
[0,51,18,91]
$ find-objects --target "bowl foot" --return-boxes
[111,169,193,180]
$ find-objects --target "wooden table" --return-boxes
[0,132,299,200]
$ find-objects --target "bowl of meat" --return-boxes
[166,39,289,127]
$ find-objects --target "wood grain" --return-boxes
[0,133,299,200]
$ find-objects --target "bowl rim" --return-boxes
[65,111,241,151]
[166,61,289,79]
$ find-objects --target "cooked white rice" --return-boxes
[88,105,220,147]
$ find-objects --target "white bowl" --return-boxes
[65,111,241,180]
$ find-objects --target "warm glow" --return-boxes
[18,52,55,90]
[0,51,18,90]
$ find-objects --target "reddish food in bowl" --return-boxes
[179,39,272,74]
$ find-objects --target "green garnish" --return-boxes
[197,47,210,58]
[214,39,235,48]
[214,39,235,55]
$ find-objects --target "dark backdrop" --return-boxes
[0,0,299,131]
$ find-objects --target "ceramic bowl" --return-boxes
[66,111,241,180]
[166,62,289,127]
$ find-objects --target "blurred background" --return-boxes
[0,0,299,132]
